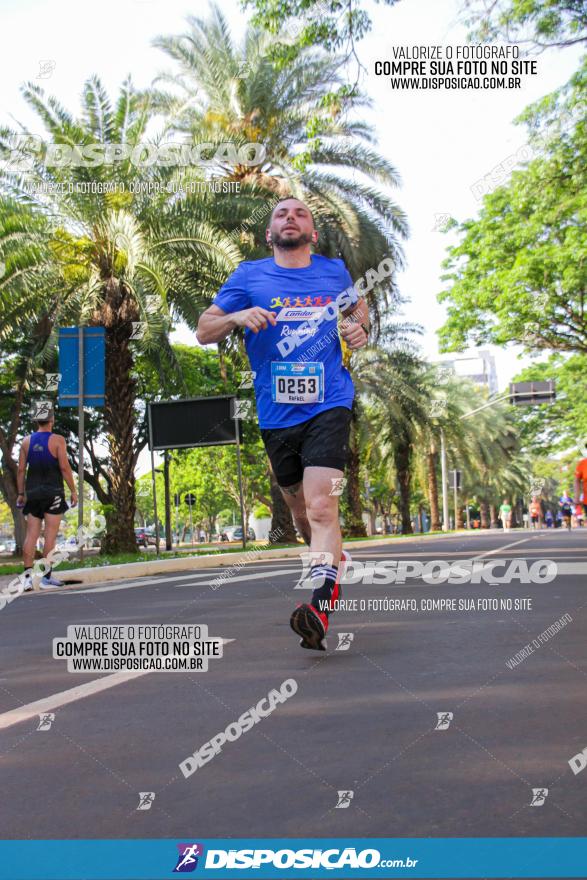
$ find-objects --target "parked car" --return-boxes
[143,527,160,546]
[222,525,256,542]
[4,540,16,553]
[135,527,149,548]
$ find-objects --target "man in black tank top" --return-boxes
[17,408,77,590]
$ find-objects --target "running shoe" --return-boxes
[290,602,328,651]
[20,573,34,593]
[290,550,352,651]
[40,573,64,589]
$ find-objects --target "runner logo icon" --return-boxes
[435,712,453,730]
[530,788,548,806]
[335,790,354,809]
[173,843,204,872]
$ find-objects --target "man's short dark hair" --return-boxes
[269,197,315,226]
[35,408,54,426]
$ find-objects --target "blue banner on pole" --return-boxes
[58,327,105,407]
[0,838,586,879]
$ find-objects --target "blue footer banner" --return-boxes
[0,838,586,879]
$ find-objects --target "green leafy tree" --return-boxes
[509,353,587,454]
[460,0,587,52]
[439,58,587,357]
[241,0,401,65]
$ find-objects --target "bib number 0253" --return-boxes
[271,362,324,404]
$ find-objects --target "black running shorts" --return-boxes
[22,494,69,519]
[260,406,352,488]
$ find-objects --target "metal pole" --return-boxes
[164,450,171,551]
[465,497,471,530]
[78,326,84,565]
[234,411,247,550]
[453,472,458,531]
[440,429,449,532]
[150,449,160,557]
[189,503,194,547]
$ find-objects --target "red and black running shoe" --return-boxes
[290,550,352,651]
[290,603,328,651]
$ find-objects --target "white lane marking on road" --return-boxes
[0,639,235,732]
[472,538,534,559]
[57,571,229,594]
[66,568,301,594]
[554,563,587,574]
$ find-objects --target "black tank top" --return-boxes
[25,431,64,500]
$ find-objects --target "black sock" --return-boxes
[310,564,338,618]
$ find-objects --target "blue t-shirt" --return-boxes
[212,254,358,429]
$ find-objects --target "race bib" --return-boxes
[271,362,324,404]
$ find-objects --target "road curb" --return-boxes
[4,528,498,589]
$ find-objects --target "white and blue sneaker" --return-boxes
[20,572,34,593]
[40,573,64,589]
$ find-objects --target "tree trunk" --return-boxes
[480,498,490,529]
[0,442,26,555]
[427,447,441,531]
[100,295,138,555]
[396,440,413,534]
[489,503,499,529]
[456,501,465,529]
[368,499,377,536]
[344,401,367,537]
[268,467,297,544]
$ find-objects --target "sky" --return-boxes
[1,0,582,434]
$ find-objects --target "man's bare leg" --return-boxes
[302,466,343,568]
[43,512,63,561]
[23,514,42,570]
[280,480,312,545]
[288,466,345,650]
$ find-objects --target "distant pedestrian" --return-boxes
[529,497,542,529]
[499,498,512,533]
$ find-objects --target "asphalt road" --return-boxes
[0,529,586,867]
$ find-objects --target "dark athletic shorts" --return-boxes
[260,406,352,488]
[22,494,68,519]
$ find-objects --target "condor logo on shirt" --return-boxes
[275,307,325,322]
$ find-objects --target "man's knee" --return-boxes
[280,482,306,514]
[305,494,337,524]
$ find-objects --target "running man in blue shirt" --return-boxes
[197,197,371,649]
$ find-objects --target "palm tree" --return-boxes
[426,375,531,531]
[152,6,407,315]
[0,76,257,552]
[351,341,432,534]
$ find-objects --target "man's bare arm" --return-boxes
[17,444,27,495]
[341,297,370,329]
[340,297,370,350]
[196,304,277,345]
[56,437,77,496]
